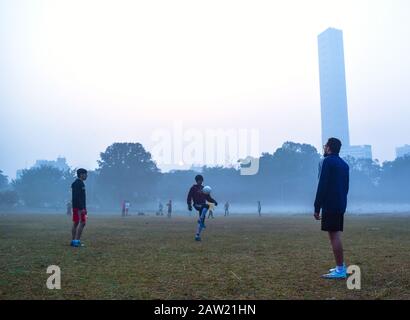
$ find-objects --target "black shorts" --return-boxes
[321,212,344,232]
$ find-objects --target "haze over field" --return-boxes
[1,0,410,178]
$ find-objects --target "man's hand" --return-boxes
[314,212,321,220]
[188,205,192,211]
[214,202,218,206]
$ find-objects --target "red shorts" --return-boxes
[72,208,87,223]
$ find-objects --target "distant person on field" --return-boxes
[167,200,172,218]
[125,200,130,216]
[71,168,88,248]
[158,202,164,216]
[207,201,215,219]
[314,138,350,279]
[224,202,230,216]
[257,201,262,217]
[121,200,126,216]
[66,201,72,216]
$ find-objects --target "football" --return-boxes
[202,186,212,194]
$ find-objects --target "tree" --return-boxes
[344,156,381,202]
[0,170,8,191]
[0,190,19,208]
[379,155,410,202]
[96,143,160,206]
[156,142,322,206]
[265,142,321,203]
[13,166,74,208]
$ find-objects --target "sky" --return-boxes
[1,0,410,178]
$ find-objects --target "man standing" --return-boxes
[257,201,262,217]
[71,168,88,248]
[121,200,126,217]
[167,200,172,218]
[125,200,130,216]
[207,201,215,219]
[66,201,72,216]
[314,138,349,279]
[224,202,230,216]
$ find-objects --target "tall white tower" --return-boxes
[318,27,350,147]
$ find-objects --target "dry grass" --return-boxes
[0,213,409,300]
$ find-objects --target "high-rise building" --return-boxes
[396,145,410,158]
[318,27,350,147]
[16,157,70,179]
[341,145,372,160]
[33,157,70,172]
[318,27,372,160]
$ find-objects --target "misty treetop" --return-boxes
[11,165,75,208]
[95,143,161,206]
[0,170,8,191]
[1,142,410,210]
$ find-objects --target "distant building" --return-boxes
[33,157,70,172]
[318,28,372,160]
[396,145,410,158]
[341,145,373,160]
[17,157,70,178]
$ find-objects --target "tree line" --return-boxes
[1,141,409,211]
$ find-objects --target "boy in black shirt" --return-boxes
[187,175,217,241]
[71,168,88,247]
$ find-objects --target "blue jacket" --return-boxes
[314,154,349,214]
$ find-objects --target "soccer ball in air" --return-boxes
[202,186,212,194]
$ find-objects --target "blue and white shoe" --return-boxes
[72,240,85,247]
[195,235,201,241]
[70,240,76,247]
[329,264,346,273]
[321,269,347,279]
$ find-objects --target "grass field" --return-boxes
[0,213,409,300]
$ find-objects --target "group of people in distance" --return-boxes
[110,196,257,220]
[69,137,350,279]
[155,201,172,217]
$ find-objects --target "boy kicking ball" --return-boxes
[71,168,88,248]
[187,175,218,241]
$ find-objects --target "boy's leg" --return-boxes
[195,204,209,239]
[199,205,208,225]
[71,208,79,243]
[72,222,79,240]
[328,231,344,266]
[75,211,87,241]
[195,219,202,237]
[75,222,86,240]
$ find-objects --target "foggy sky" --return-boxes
[1,0,410,179]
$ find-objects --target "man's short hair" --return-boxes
[76,168,88,177]
[195,174,204,182]
[326,138,342,154]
